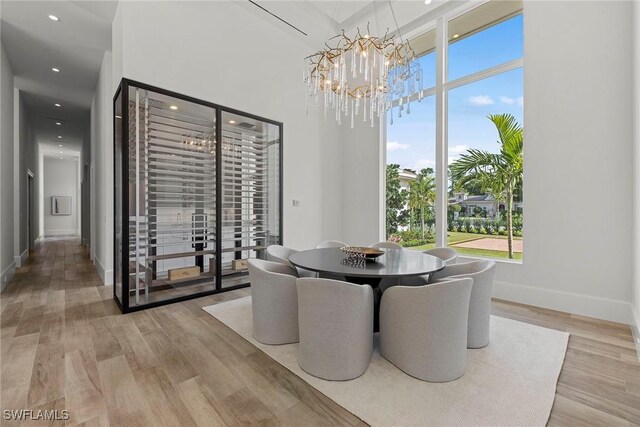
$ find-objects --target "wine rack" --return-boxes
[114,79,282,312]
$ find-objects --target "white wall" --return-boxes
[632,0,640,344]
[13,90,34,266]
[1,42,15,290]
[341,124,384,245]
[111,1,343,253]
[43,158,80,235]
[90,51,114,284]
[486,0,634,324]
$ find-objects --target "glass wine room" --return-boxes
[114,79,282,313]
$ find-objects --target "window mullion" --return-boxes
[435,16,448,248]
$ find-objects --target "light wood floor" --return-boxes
[1,238,638,426]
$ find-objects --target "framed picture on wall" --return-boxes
[51,196,72,216]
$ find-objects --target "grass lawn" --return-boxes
[404,231,523,261]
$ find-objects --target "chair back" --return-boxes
[430,260,496,348]
[370,241,402,250]
[247,259,299,344]
[380,278,473,382]
[266,244,298,265]
[423,247,458,265]
[296,278,373,380]
[315,240,347,249]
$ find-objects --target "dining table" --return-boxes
[289,247,445,331]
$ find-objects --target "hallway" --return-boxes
[1,237,639,426]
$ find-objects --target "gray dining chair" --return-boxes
[266,244,315,277]
[266,244,297,265]
[315,240,347,249]
[380,278,473,382]
[296,278,374,380]
[424,247,458,265]
[247,259,299,345]
[430,260,496,348]
[370,241,403,291]
[370,241,402,250]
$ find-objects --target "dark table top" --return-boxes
[289,248,445,279]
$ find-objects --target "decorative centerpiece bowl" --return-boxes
[340,246,385,260]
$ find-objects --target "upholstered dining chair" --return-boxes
[423,247,458,265]
[315,240,347,249]
[266,244,297,265]
[296,278,374,381]
[370,241,403,250]
[430,260,496,348]
[369,242,402,249]
[380,278,473,382]
[265,244,315,277]
[247,259,299,345]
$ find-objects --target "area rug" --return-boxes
[203,296,568,427]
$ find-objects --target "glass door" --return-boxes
[220,111,281,288]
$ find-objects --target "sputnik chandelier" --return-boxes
[304,19,424,128]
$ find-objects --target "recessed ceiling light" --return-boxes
[228,120,236,124]
[52,67,60,73]
[452,34,460,39]
[48,15,59,22]
[424,0,432,4]
[59,157,63,159]
[58,144,63,147]
[169,105,178,110]
[54,103,61,107]
[55,122,61,126]
[57,135,62,138]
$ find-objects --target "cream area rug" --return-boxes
[203,296,568,427]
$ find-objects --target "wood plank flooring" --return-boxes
[1,237,639,426]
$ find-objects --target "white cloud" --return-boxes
[517,96,524,106]
[409,158,435,170]
[449,144,469,154]
[468,95,494,106]
[500,96,515,105]
[387,141,410,152]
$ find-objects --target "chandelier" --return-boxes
[304,22,424,128]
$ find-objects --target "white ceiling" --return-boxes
[0,0,449,157]
[1,0,117,156]
[253,0,451,52]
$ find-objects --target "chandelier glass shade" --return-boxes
[304,26,424,127]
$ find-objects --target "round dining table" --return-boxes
[289,247,445,286]
[289,247,445,331]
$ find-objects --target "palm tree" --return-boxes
[408,168,436,239]
[449,114,523,259]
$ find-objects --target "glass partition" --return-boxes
[114,88,123,307]
[220,111,281,288]
[114,79,282,312]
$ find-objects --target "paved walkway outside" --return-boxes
[452,237,523,253]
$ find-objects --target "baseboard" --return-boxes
[14,249,28,268]
[0,261,16,292]
[44,229,80,236]
[35,234,44,243]
[631,307,640,364]
[94,256,113,285]
[493,280,634,326]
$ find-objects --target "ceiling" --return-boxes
[1,0,450,158]
[1,0,117,157]
[249,1,451,51]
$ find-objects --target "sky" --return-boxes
[387,14,524,172]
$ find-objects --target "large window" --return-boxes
[385,0,523,261]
